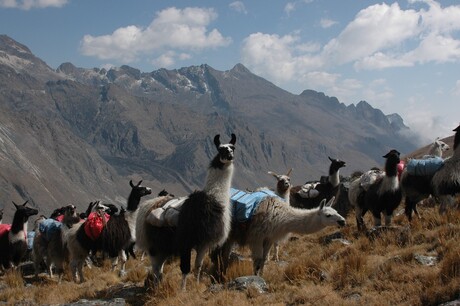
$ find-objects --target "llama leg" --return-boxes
[251,243,264,276]
[439,195,455,214]
[384,214,392,226]
[77,260,85,283]
[210,241,233,281]
[118,250,127,277]
[371,210,381,227]
[355,206,365,231]
[70,260,79,282]
[146,255,166,288]
[194,246,208,284]
[179,248,192,291]
[404,197,415,222]
[110,256,119,272]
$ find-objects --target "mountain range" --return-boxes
[0,34,422,220]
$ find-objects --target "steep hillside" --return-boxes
[0,35,423,219]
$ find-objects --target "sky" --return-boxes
[0,0,459,144]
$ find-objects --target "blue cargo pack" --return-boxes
[38,218,62,241]
[230,188,285,223]
[406,156,444,176]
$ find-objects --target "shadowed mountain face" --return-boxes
[0,34,420,220]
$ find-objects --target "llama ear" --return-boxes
[327,196,335,207]
[319,199,326,210]
[12,201,19,209]
[129,180,134,188]
[268,171,279,179]
[137,180,142,186]
[230,133,236,145]
[214,134,221,148]
[286,168,292,176]
[22,200,29,206]
[328,156,333,162]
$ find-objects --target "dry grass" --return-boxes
[1,201,460,306]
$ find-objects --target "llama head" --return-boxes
[158,189,174,197]
[213,133,236,164]
[434,138,449,151]
[328,157,346,172]
[318,197,346,227]
[12,200,39,221]
[453,124,460,150]
[88,201,110,214]
[268,169,292,194]
[129,180,152,198]
[63,204,78,218]
[383,149,401,163]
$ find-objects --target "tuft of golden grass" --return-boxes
[1,200,460,305]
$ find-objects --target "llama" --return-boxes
[290,157,346,209]
[0,209,3,224]
[65,179,151,283]
[107,180,152,275]
[350,149,402,230]
[136,133,236,290]
[428,137,450,157]
[401,135,454,221]
[212,197,345,277]
[431,125,460,211]
[266,169,292,261]
[0,201,39,269]
[64,201,111,282]
[32,204,80,280]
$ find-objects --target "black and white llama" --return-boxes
[290,157,346,209]
[432,125,460,211]
[350,149,402,230]
[0,201,38,269]
[401,133,456,221]
[65,179,151,283]
[114,180,152,266]
[136,133,236,290]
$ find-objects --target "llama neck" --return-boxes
[276,189,290,204]
[125,210,138,240]
[279,207,324,235]
[429,145,442,157]
[329,170,340,187]
[127,192,141,212]
[9,215,28,243]
[11,214,27,235]
[204,161,234,204]
[453,131,460,156]
[378,173,399,195]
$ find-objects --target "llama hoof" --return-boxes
[144,273,159,289]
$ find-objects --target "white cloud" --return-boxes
[284,2,296,15]
[229,1,247,14]
[320,18,337,29]
[0,0,68,9]
[322,2,420,65]
[284,0,313,16]
[80,7,232,66]
[241,32,322,83]
[453,80,460,96]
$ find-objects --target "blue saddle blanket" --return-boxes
[230,188,283,222]
[38,218,62,241]
[406,157,444,176]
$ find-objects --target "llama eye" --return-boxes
[326,214,331,218]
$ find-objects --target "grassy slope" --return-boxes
[1,198,459,306]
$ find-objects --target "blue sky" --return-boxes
[1,0,459,144]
